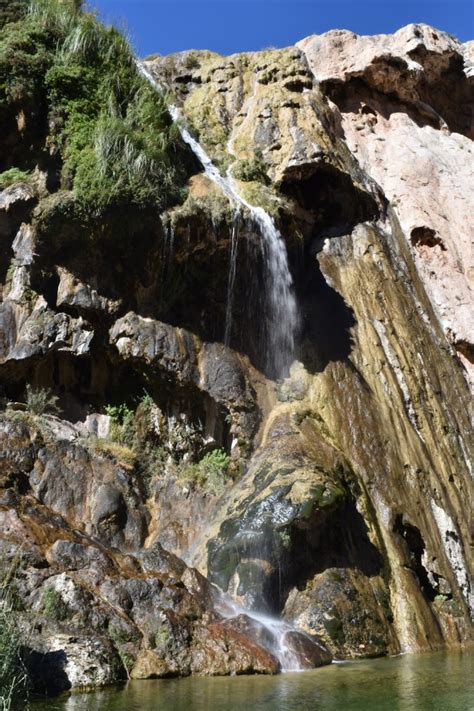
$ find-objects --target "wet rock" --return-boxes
[283,631,332,668]
[219,613,278,652]
[192,622,280,675]
[206,412,351,611]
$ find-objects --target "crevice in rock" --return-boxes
[455,339,474,365]
[208,487,384,616]
[277,164,378,375]
[323,65,473,139]
[393,515,446,603]
[0,346,234,453]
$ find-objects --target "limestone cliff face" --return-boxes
[299,25,474,388]
[147,24,473,654]
[0,22,472,691]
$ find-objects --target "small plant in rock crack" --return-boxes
[104,403,135,446]
[180,448,231,496]
[41,588,71,621]
[25,384,60,416]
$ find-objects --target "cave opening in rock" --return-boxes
[295,251,356,373]
[279,164,380,374]
[264,498,384,614]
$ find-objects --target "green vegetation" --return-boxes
[153,625,170,650]
[0,0,28,31]
[42,587,71,621]
[98,394,230,495]
[323,612,345,644]
[0,0,190,216]
[231,150,270,184]
[183,53,200,71]
[0,168,32,189]
[105,403,135,445]
[180,448,231,495]
[0,556,28,710]
[25,384,60,416]
[109,627,134,680]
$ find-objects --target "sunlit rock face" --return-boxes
[0,23,472,691]
[298,25,474,388]
[144,23,472,654]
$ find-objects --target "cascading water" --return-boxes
[138,63,310,672]
[138,62,299,377]
[215,594,319,672]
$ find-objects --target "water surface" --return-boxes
[32,650,473,711]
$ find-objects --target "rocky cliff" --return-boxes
[0,6,472,698]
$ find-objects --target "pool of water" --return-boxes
[32,650,473,711]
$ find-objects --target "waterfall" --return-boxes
[138,63,313,673]
[215,594,318,672]
[138,62,299,377]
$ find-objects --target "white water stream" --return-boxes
[138,63,309,671]
[215,594,309,672]
[138,62,299,376]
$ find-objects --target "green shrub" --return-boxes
[42,587,71,621]
[28,0,81,35]
[0,0,191,216]
[183,53,200,70]
[0,0,28,30]
[0,609,27,710]
[25,384,60,416]
[181,448,230,495]
[105,402,135,446]
[153,625,170,650]
[0,168,32,189]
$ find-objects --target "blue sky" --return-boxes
[92,0,473,57]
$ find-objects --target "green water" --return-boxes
[32,651,473,711]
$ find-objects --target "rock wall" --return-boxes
[0,22,472,693]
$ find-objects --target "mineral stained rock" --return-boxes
[0,22,472,694]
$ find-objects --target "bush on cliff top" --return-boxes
[0,0,190,214]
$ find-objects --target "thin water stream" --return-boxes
[138,62,299,376]
[215,593,314,672]
[139,62,309,668]
[138,61,309,669]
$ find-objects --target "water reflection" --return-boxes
[35,651,473,711]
